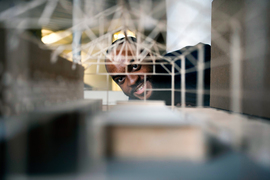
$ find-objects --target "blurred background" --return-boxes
[0,0,270,179]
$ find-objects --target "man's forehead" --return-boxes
[113,44,136,54]
[106,42,153,63]
[106,62,126,74]
[107,48,136,63]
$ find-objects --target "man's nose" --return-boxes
[126,75,139,86]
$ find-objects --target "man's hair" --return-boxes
[106,37,137,54]
[105,36,153,64]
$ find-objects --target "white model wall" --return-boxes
[166,0,212,52]
[84,91,128,105]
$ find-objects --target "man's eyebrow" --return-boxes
[111,75,124,80]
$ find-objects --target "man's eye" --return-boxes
[132,64,140,71]
[116,77,125,83]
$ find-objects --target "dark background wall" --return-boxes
[210,0,270,118]
[0,29,84,116]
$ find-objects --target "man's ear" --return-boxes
[104,58,111,72]
[141,52,154,63]
[105,52,113,62]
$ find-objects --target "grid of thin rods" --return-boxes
[0,0,244,112]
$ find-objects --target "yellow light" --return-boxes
[41,29,52,36]
[112,30,136,43]
[41,29,72,44]
[112,80,122,91]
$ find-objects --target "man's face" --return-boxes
[106,44,153,100]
